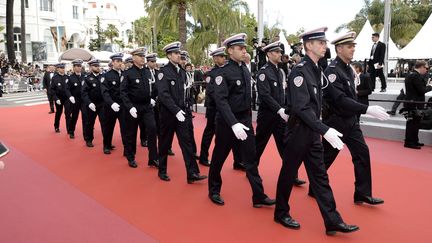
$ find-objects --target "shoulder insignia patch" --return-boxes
[215,76,223,85]
[205,76,211,83]
[328,74,336,83]
[158,73,164,80]
[259,73,265,81]
[293,76,303,87]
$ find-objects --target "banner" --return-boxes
[50,26,67,52]
[31,42,47,61]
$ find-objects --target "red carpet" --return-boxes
[0,105,431,243]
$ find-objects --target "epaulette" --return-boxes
[260,63,269,70]
[328,59,337,68]
[295,61,306,68]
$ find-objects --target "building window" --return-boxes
[44,28,53,52]
[72,6,78,19]
[40,0,54,12]
[13,27,22,52]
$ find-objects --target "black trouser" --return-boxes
[54,97,66,129]
[47,91,55,112]
[199,108,216,161]
[158,106,200,178]
[81,103,89,141]
[369,66,386,90]
[65,100,81,134]
[139,118,147,143]
[275,120,343,227]
[232,140,243,163]
[255,109,286,166]
[391,89,406,113]
[123,104,157,162]
[102,104,121,149]
[208,112,268,203]
[186,108,197,154]
[405,115,421,145]
[320,115,372,198]
[84,102,104,143]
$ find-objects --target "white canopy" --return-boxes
[353,20,375,61]
[379,30,401,59]
[278,31,292,55]
[397,14,432,59]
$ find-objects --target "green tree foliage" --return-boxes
[133,17,152,47]
[88,16,106,51]
[104,24,119,43]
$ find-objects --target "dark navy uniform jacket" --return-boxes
[146,67,159,99]
[323,56,368,118]
[204,65,223,110]
[157,61,187,115]
[66,72,84,101]
[120,64,152,111]
[50,73,69,101]
[101,68,122,106]
[287,55,329,135]
[213,59,252,126]
[82,72,104,105]
[256,61,286,113]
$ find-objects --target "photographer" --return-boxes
[254,38,268,69]
[403,60,432,149]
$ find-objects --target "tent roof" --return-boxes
[398,13,432,59]
[353,20,375,60]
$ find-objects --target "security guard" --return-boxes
[208,33,275,207]
[274,27,359,235]
[65,59,85,139]
[157,41,207,183]
[198,47,226,166]
[51,63,75,133]
[317,32,388,205]
[100,53,124,154]
[255,41,306,186]
[81,59,104,147]
[145,53,160,142]
[120,48,159,168]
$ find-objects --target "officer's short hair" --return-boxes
[414,60,428,69]
[372,32,380,37]
[185,63,193,69]
[352,62,363,72]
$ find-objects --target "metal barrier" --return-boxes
[2,77,29,93]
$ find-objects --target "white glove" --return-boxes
[0,161,5,170]
[111,102,120,112]
[231,123,250,141]
[366,105,390,121]
[129,107,138,118]
[55,99,61,105]
[69,96,75,104]
[176,110,186,122]
[323,128,344,150]
[150,98,156,107]
[277,108,289,122]
[88,103,96,112]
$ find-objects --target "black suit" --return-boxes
[43,71,55,112]
[368,41,386,90]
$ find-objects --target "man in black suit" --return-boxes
[368,33,387,92]
[403,60,432,149]
[43,64,56,113]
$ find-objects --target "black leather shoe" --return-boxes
[69,133,75,139]
[193,153,200,160]
[199,159,211,166]
[141,140,148,147]
[416,142,425,147]
[148,159,159,168]
[209,194,225,205]
[326,223,359,235]
[233,162,246,171]
[294,178,306,186]
[187,173,208,184]
[253,197,276,208]
[110,145,116,150]
[380,89,386,92]
[167,149,175,156]
[103,148,111,154]
[387,111,396,116]
[274,215,301,229]
[48,110,55,114]
[86,141,94,147]
[404,143,421,149]
[308,190,315,198]
[158,173,170,181]
[128,160,138,168]
[55,128,60,133]
[354,195,384,205]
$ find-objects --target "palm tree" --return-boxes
[6,0,15,62]
[104,24,119,43]
[21,0,27,63]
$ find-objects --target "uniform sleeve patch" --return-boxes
[215,76,223,85]
[293,76,304,87]
[328,74,336,83]
[205,76,211,83]
[259,73,265,81]
[65,79,68,83]
[101,77,105,83]
[158,73,164,80]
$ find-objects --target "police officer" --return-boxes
[100,53,124,154]
[255,41,306,186]
[43,64,56,113]
[208,33,275,207]
[317,32,389,205]
[157,41,207,183]
[81,59,104,147]
[145,53,160,142]
[65,59,85,139]
[198,47,226,166]
[120,48,159,168]
[51,63,75,133]
[274,27,358,235]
